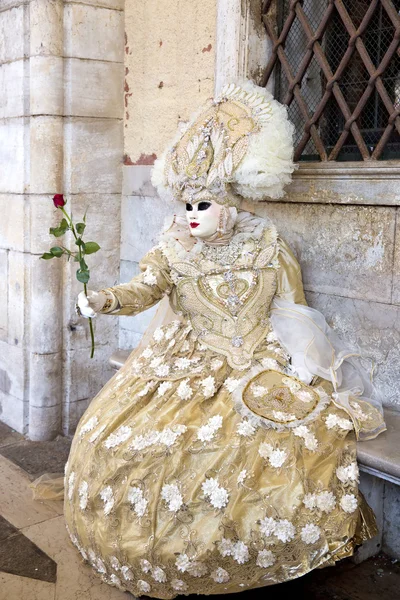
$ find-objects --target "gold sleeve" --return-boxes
[275,237,307,306]
[99,247,173,316]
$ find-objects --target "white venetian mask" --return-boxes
[185,199,222,238]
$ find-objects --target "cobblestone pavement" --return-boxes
[0,421,398,600]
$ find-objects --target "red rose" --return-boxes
[53,194,66,208]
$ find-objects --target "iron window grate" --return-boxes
[262,0,400,161]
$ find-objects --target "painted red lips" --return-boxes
[190,222,200,229]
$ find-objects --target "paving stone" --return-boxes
[0,517,57,583]
[0,421,23,449]
[0,435,71,477]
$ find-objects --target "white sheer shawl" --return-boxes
[270,298,386,440]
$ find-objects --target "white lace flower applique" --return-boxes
[138,381,155,397]
[292,425,319,451]
[325,413,354,431]
[217,538,249,564]
[180,340,191,353]
[152,566,167,583]
[237,469,247,485]
[175,553,191,572]
[110,556,121,571]
[251,384,267,398]
[266,330,278,343]
[336,462,359,484]
[202,477,229,509]
[296,389,314,403]
[79,416,98,438]
[272,410,296,422]
[282,377,302,394]
[128,486,148,517]
[259,516,296,542]
[201,376,216,398]
[88,423,106,443]
[161,483,183,513]
[171,579,188,592]
[340,493,358,513]
[109,574,123,588]
[104,425,132,449]
[224,377,241,393]
[141,347,153,359]
[142,267,157,286]
[153,328,164,343]
[256,549,276,568]
[137,580,151,594]
[174,357,191,370]
[258,442,288,468]
[175,554,207,577]
[78,480,89,510]
[301,523,321,544]
[273,519,296,543]
[68,472,76,501]
[197,415,223,443]
[150,356,163,369]
[236,419,256,437]
[211,358,224,371]
[121,565,134,581]
[157,381,173,397]
[188,561,208,577]
[211,567,230,583]
[165,320,180,340]
[261,357,280,370]
[176,378,194,401]
[100,485,115,515]
[303,490,336,513]
[155,364,170,378]
[130,424,187,452]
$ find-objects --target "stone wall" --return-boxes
[121,0,217,349]
[123,0,217,165]
[0,0,124,439]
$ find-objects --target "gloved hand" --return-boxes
[76,290,107,318]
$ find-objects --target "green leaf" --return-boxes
[50,246,64,257]
[75,238,84,246]
[79,258,88,271]
[76,268,90,284]
[49,218,69,238]
[84,241,100,255]
[76,222,86,235]
[49,227,64,238]
[60,218,69,231]
[40,252,55,260]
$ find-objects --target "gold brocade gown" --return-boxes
[64,213,383,598]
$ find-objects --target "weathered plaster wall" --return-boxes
[0,0,124,439]
[121,0,217,348]
[123,0,217,165]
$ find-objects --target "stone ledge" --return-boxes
[109,350,400,486]
[357,409,400,485]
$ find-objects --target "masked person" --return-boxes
[66,80,385,598]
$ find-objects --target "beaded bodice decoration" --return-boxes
[161,220,279,370]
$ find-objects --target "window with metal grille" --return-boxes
[262,0,400,161]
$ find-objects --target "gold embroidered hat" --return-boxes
[151,79,296,207]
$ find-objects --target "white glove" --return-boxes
[76,290,107,318]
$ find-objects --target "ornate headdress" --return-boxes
[151,79,296,208]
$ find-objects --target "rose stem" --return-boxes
[61,207,96,359]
